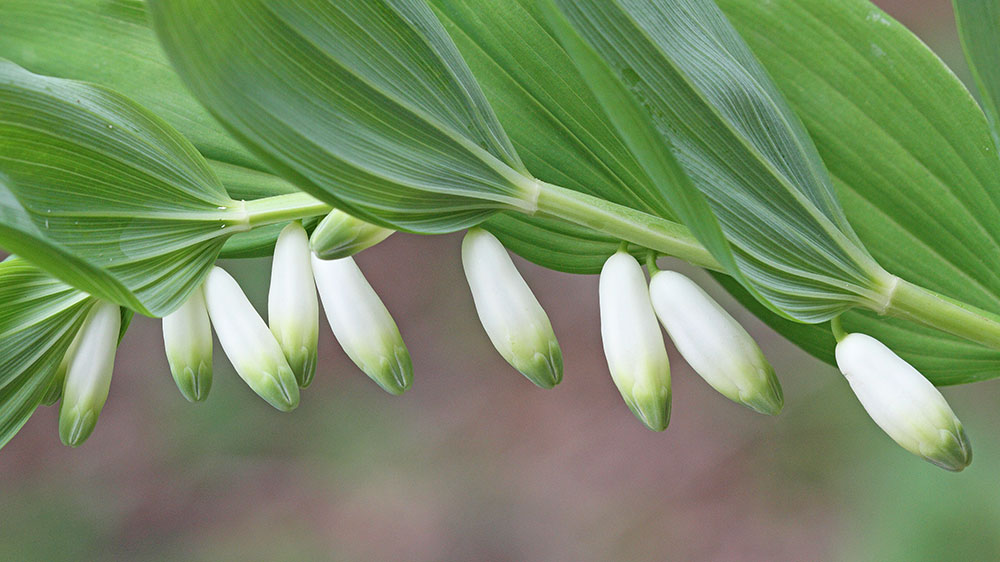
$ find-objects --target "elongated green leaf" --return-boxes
[954,0,1000,153]
[539,0,747,294]
[0,0,260,170]
[546,0,891,323]
[0,0,356,260]
[0,61,242,316]
[149,0,541,233]
[716,0,1000,384]
[0,257,94,448]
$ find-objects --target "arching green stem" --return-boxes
[235,184,1000,353]
[241,193,333,229]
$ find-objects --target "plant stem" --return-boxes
[240,193,333,229]
[234,182,1000,351]
[882,278,1000,350]
[534,181,720,271]
[535,180,1000,351]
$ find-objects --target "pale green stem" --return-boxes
[534,181,719,271]
[882,278,1000,350]
[233,183,1000,352]
[240,193,333,229]
[533,181,1000,352]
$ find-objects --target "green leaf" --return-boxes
[0,0,335,260]
[717,0,1000,384]
[0,0,260,170]
[149,0,541,233]
[954,0,1000,153]
[0,61,241,316]
[0,257,94,448]
[539,0,770,316]
[544,0,890,323]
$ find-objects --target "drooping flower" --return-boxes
[836,332,972,471]
[310,209,394,260]
[649,270,782,415]
[162,285,213,402]
[42,326,85,406]
[269,221,319,387]
[311,254,413,395]
[203,267,300,412]
[461,228,562,388]
[58,301,121,447]
[599,251,671,431]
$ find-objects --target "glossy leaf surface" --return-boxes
[0,61,239,316]
[149,0,538,233]
[717,0,1000,383]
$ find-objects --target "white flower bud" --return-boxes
[162,286,213,402]
[836,332,972,471]
[58,301,120,447]
[599,251,671,431]
[42,326,85,406]
[269,221,319,388]
[461,228,562,388]
[310,209,394,260]
[649,270,782,415]
[203,267,300,412]
[311,254,412,395]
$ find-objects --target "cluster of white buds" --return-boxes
[162,219,412,407]
[598,250,782,431]
[53,211,975,470]
[835,331,972,471]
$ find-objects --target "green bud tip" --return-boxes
[59,407,97,448]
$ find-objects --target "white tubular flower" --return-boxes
[649,270,783,415]
[836,332,972,471]
[311,254,412,395]
[309,209,394,260]
[162,286,213,402]
[461,228,563,388]
[203,267,300,412]
[58,301,121,447]
[42,326,85,406]
[269,221,319,388]
[599,250,671,431]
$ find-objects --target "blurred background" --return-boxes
[2,1,998,561]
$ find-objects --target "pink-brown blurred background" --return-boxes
[3,1,999,561]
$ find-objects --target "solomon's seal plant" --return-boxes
[0,0,999,472]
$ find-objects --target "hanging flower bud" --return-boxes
[310,209,394,260]
[599,250,671,431]
[649,270,783,415]
[461,228,563,388]
[162,286,213,402]
[203,267,300,412]
[58,301,121,447]
[42,326,85,406]
[836,332,972,471]
[311,254,412,395]
[269,221,319,388]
